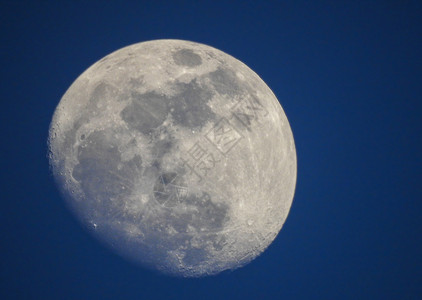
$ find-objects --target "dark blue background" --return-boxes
[1,1,421,299]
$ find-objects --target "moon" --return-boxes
[48,39,297,277]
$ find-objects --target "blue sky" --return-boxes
[1,1,421,299]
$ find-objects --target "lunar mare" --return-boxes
[48,39,297,277]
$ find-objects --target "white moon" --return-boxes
[48,39,297,277]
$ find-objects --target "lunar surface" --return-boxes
[48,39,297,277]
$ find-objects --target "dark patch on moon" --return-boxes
[207,67,243,97]
[152,137,173,160]
[182,248,207,266]
[90,82,124,106]
[120,81,217,133]
[169,79,216,129]
[62,83,123,158]
[90,82,107,108]
[212,234,227,251]
[121,91,169,135]
[148,126,176,170]
[173,49,202,67]
[72,130,142,210]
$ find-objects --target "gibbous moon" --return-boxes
[48,39,297,277]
